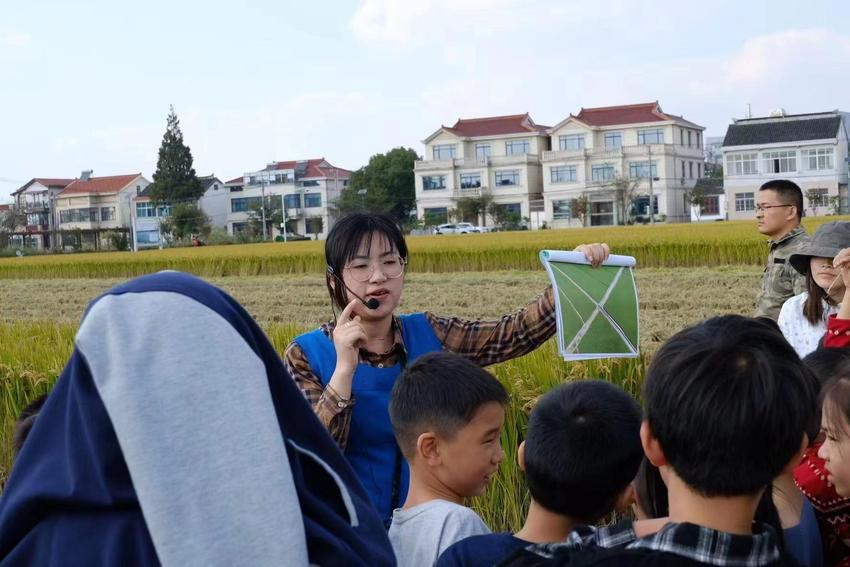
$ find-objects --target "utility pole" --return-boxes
[260,175,268,241]
[648,144,655,225]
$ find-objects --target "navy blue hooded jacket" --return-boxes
[0,271,395,566]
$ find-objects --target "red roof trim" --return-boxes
[60,174,141,196]
[442,113,549,138]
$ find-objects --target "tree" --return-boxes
[689,187,706,221]
[147,106,204,205]
[606,176,640,225]
[571,195,590,227]
[488,202,523,230]
[806,188,825,217]
[159,203,210,243]
[0,208,23,234]
[334,147,419,223]
[246,197,283,240]
[451,191,494,226]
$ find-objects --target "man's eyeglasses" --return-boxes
[344,256,407,282]
[755,204,793,213]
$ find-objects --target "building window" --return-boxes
[424,207,449,225]
[702,196,719,215]
[808,188,829,208]
[604,132,622,150]
[137,230,160,244]
[552,200,571,219]
[248,176,257,185]
[559,134,585,151]
[498,203,522,216]
[460,173,481,188]
[305,216,324,234]
[304,193,322,208]
[284,194,301,209]
[698,163,702,178]
[301,180,320,187]
[422,175,447,190]
[803,148,834,170]
[763,150,797,174]
[59,207,99,223]
[156,205,172,217]
[495,170,520,186]
[638,129,664,145]
[475,144,491,159]
[688,131,693,147]
[591,201,614,226]
[274,173,291,184]
[231,197,262,213]
[727,153,759,176]
[735,192,755,212]
[680,129,685,145]
[696,132,702,148]
[550,166,577,183]
[136,202,155,218]
[689,162,694,178]
[432,144,456,160]
[505,139,530,155]
[628,161,657,179]
[101,207,115,221]
[591,165,616,182]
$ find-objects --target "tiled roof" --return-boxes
[264,158,351,179]
[225,176,244,185]
[723,115,842,147]
[575,102,675,127]
[0,204,11,212]
[199,175,222,190]
[443,113,548,137]
[60,174,141,196]
[12,177,75,195]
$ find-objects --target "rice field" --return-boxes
[0,218,805,530]
[1,217,846,279]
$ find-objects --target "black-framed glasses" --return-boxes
[344,256,407,282]
[755,204,793,213]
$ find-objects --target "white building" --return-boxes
[542,102,706,227]
[224,158,350,239]
[132,175,227,248]
[55,172,150,250]
[722,110,850,220]
[9,177,74,249]
[414,113,550,228]
[689,178,727,222]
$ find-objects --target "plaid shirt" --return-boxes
[284,286,555,448]
[528,521,784,567]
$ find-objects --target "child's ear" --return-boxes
[517,441,526,472]
[614,484,636,514]
[781,434,810,474]
[416,432,441,466]
[641,421,667,468]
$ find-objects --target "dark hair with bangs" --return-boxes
[644,315,816,496]
[821,370,850,440]
[803,268,837,325]
[324,213,408,311]
[389,352,508,459]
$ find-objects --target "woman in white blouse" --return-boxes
[779,221,850,357]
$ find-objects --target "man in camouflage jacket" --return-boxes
[754,180,810,320]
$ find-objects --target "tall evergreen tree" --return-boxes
[148,106,204,205]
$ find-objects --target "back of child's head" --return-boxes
[12,394,48,456]
[523,380,642,523]
[645,315,816,496]
[389,351,508,459]
[802,348,850,442]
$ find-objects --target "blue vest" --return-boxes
[295,313,444,523]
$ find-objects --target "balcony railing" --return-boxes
[415,153,540,171]
[453,185,487,198]
[20,202,50,212]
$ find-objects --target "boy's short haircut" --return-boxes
[645,315,816,497]
[389,352,508,459]
[759,179,803,220]
[523,381,642,522]
[12,394,48,455]
[803,348,850,385]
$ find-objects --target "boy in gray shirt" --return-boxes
[387,352,508,567]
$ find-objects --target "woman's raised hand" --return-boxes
[575,243,611,268]
[834,248,850,290]
[332,299,367,376]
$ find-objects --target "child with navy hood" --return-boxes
[0,271,394,567]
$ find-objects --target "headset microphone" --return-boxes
[328,268,380,310]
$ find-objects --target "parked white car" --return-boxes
[475,226,493,233]
[433,222,480,234]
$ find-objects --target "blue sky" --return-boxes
[2,0,850,202]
